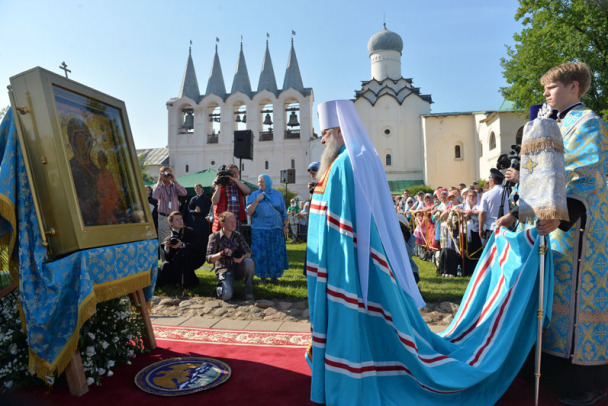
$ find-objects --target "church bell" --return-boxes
[263,113,273,125]
[182,111,194,129]
[287,111,300,127]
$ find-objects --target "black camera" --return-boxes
[169,231,180,246]
[496,144,521,171]
[216,165,233,186]
[232,249,243,259]
[163,171,173,178]
[308,181,318,195]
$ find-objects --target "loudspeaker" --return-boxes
[280,169,296,184]
[234,130,253,160]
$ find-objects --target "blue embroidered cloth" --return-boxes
[0,109,158,378]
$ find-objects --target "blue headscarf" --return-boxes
[259,174,273,191]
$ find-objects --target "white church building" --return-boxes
[354,24,527,191]
[165,38,315,197]
[159,26,527,196]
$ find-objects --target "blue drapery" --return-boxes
[0,109,158,378]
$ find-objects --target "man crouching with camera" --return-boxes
[156,211,203,289]
[207,211,254,301]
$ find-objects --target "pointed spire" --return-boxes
[231,40,252,96]
[179,43,201,101]
[282,38,304,92]
[206,43,226,98]
[257,38,278,94]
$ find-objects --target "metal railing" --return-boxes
[259,131,273,141]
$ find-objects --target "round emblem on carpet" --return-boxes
[134,357,231,396]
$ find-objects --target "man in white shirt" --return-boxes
[478,168,509,242]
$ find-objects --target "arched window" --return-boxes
[291,159,295,169]
[207,105,221,144]
[386,154,392,166]
[179,107,194,134]
[265,160,269,170]
[516,126,524,146]
[454,145,461,159]
[285,101,301,139]
[489,132,496,150]
[234,103,247,131]
[260,103,274,141]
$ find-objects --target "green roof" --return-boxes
[387,180,424,194]
[498,100,522,112]
[175,168,258,197]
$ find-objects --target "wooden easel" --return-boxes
[65,288,157,396]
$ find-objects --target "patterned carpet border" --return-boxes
[153,325,311,348]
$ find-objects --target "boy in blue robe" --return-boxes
[501,62,608,406]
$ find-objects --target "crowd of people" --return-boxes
[150,163,315,301]
[392,172,510,277]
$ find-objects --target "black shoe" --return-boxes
[559,390,608,406]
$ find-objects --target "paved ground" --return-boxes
[150,296,456,334]
[151,314,312,332]
[151,314,448,333]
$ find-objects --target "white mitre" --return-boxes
[317,100,341,131]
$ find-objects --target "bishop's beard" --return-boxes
[316,134,343,183]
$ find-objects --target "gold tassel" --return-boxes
[521,138,564,155]
[0,193,18,281]
[520,207,570,224]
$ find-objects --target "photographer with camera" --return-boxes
[496,144,521,213]
[495,145,522,231]
[211,163,250,233]
[156,211,202,289]
[207,211,254,301]
[307,161,320,198]
[153,166,187,245]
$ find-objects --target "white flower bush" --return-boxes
[77,297,146,386]
[0,295,146,392]
[0,293,38,391]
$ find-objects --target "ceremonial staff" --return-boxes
[517,103,569,406]
[535,235,546,406]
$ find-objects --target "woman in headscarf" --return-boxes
[246,174,289,282]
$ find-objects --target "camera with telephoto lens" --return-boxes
[496,144,521,171]
[216,165,233,186]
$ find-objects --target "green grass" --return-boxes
[154,242,469,304]
[154,241,308,301]
[415,257,470,303]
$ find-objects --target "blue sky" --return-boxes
[0,0,522,149]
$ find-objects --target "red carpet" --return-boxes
[7,325,596,405]
[10,326,314,406]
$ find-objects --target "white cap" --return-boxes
[317,100,341,131]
